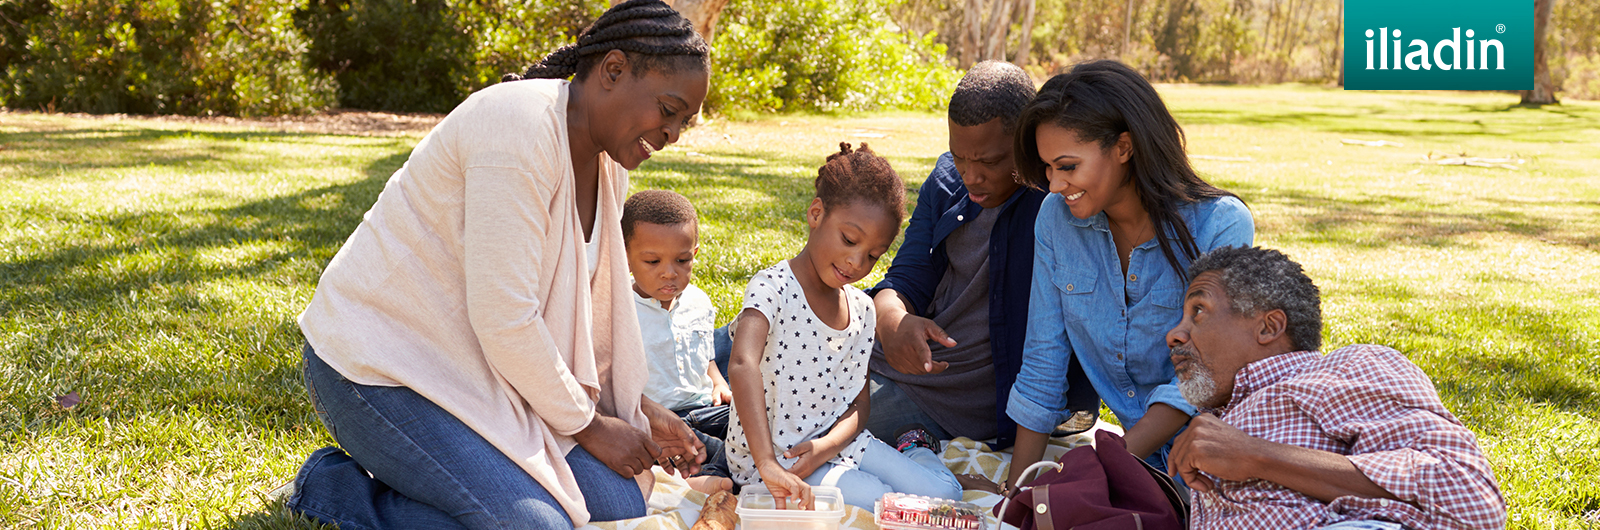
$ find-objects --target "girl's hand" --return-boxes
[712,382,733,406]
[782,439,835,480]
[757,459,814,510]
[574,415,660,478]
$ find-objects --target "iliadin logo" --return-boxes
[1345,0,1530,90]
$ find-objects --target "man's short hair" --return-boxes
[622,189,697,243]
[1187,246,1323,352]
[948,60,1037,133]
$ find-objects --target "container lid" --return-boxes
[735,484,846,520]
[874,492,988,530]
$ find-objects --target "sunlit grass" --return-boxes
[2,86,1598,528]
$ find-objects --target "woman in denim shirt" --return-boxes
[1004,60,1255,490]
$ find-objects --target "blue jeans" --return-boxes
[864,372,954,442]
[803,436,962,510]
[289,344,646,529]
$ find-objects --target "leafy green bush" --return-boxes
[294,0,605,113]
[709,0,961,114]
[0,0,334,116]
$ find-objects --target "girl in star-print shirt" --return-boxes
[725,143,964,511]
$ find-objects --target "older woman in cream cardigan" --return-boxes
[283,3,714,529]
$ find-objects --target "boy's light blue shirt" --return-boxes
[1008,195,1254,439]
[635,282,718,411]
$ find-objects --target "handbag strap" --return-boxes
[996,461,1063,530]
[1032,484,1055,530]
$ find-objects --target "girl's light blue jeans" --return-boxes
[287,344,646,529]
[802,435,964,510]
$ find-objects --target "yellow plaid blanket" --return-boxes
[580,427,1105,530]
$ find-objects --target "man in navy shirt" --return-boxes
[865,61,1097,450]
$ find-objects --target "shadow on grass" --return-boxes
[1173,98,1600,140]
[0,127,362,178]
[1,146,408,432]
[1337,287,1600,435]
[219,499,336,530]
[1248,188,1600,250]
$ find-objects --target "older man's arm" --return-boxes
[1176,345,1507,530]
[1169,413,1399,502]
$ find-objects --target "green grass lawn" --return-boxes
[2,86,1598,529]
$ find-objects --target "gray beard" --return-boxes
[1178,361,1219,408]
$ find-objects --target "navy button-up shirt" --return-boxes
[869,152,1093,449]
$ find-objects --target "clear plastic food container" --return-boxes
[874,492,988,530]
[734,484,846,530]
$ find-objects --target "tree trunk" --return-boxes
[613,0,728,42]
[1123,0,1136,57]
[1522,0,1558,104]
[962,0,984,68]
[1013,0,1035,66]
[671,0,729,42]
[1335,0,1344,86]
[984,0,1013,61]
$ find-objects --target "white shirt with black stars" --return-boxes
[725,260,877,486]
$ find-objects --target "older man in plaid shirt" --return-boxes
[1163,246,1506,530]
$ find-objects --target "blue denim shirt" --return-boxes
[1008,194,1254,447]
[869,152,1062,449]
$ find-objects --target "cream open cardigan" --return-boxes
[298,79,651,526]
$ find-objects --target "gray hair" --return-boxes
[1187,246,1323,352]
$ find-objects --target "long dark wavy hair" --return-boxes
[1014,60,1242,281]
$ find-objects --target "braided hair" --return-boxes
[503,0,710,82]
[1014,60,1242,282]
[815,143,907,225]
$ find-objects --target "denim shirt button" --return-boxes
[957,214,965,221]
[1127,390,1136,397]
[1066,284,1074,292]
[1129,273,1138,282]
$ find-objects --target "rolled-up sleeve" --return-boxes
[1007,208,1076,434]
[1145,383,1198,417]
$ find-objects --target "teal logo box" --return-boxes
[1345,0,1531,90]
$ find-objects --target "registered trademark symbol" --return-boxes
[1496,23,1506,33]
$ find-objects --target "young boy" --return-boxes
[622,189,733,493]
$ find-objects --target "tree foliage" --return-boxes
[708,0,961,113]
[0,0,334,116]
[293,0,607,112]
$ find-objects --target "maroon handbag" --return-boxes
[994,430,1188,530]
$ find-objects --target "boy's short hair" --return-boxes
[622,189,698,243]
[948,60,1037,134]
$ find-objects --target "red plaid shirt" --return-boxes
[1189,345,1506,530]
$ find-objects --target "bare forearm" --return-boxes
[873,289,916,319]
[1250,442,1399,503]
[707,359,729,390]
[729,311,778,463]
[1007,426,1052,488]
[1123,403,1189,459]
[821,385,870,449]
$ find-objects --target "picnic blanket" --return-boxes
[578,423,1116,530]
